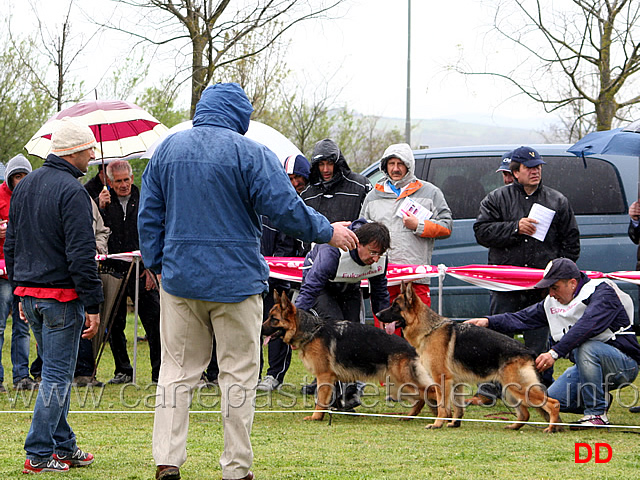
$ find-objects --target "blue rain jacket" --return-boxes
[138,83,333,302]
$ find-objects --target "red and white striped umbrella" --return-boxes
[24,100,169,161]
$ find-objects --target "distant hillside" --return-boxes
[379,117,547,148]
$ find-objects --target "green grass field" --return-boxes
[1,315,639,479]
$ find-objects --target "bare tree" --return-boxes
[212,21,290,121]
[457,0,640,137]
[9,0,98,111]
[107,0,345,117]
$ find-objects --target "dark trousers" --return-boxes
[310,287,362,406]
[205,336,219,382]
[312,288,362,323]
[75,326,95,377]
[109,273,161,382]
[260,289,292,383]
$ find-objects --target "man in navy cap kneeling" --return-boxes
[466,258,640,429]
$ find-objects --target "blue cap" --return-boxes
[283,154,310,180]
[535,258,581,289]
[496,151,512,172]
[510,146,546,168]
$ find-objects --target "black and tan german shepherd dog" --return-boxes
[263,291,439,421]
[377,282,562,433]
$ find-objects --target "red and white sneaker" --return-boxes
[53,447,94,467]
[570,414,611,430]
[23,457,69,474]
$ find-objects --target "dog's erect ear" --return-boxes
[400,281,407,295]
[273,290,281,303]
[279,290,291,310]
[405,281,415,305]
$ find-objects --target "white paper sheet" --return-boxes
[528,203,555,242]
[397,197,433,221]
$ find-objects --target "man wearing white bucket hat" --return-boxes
[6,117,102,473]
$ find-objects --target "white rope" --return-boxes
[1,409,638,429]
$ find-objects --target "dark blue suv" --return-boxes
[361,144,639,324]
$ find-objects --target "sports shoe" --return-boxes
[53,447,94,467]
[257,375,280,392]
[629,405,640,413]
[73,376,105,387]
[14,377,39,391]
[107,372,132,384]
[301,379,317,395]
[570,414,610,430]
[22,457,69,474]
[156,465,181,479]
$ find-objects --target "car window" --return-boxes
[427,157,500,219]
[542,156,625,215]
[424,155,625,219]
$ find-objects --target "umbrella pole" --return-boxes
[97,123,107,188]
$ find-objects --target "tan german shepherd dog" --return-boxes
[377,282,562,433]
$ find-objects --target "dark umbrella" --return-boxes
[567,128,640,158]
[568,124,640,196]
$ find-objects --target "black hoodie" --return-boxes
[301,139,371,223]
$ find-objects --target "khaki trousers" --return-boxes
[153,287,262,479]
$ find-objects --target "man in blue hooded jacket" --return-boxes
[138,82,357,480]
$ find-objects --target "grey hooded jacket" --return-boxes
[360,143,452,284]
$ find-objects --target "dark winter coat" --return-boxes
[100,183,142,274]
[474,180,580,269]
[5,154,104,312]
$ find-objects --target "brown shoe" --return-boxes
[156,465,181,480]
[222,471,254,480]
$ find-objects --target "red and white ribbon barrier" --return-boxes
[5,252,637,292]
[265,257,439,286]
[264,257,640,291]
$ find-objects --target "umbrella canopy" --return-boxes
[24,100,169,161]
[142,119,302,163]
[567,128,640,158]
[568,122,640,199]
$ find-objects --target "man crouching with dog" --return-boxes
[295,219,391,411]
[466,257,640,429]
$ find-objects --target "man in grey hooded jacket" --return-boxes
[0,154,37,392]
[360,143,452,326]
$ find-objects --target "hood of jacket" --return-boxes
[379,143,417,189]
[193,83,253,135]
[5,154,32,191]
[308,138,352,186]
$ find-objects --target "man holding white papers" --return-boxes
[472,146,580,398]
[360,143,452,315]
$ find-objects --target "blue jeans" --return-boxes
[548,340,639,416]
[0,279,30,384]
[21,296,84,461]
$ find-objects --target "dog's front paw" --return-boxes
[303,415,324,421]
[447,420,461,428]
[543,425,563,433]
[425,422,444,429]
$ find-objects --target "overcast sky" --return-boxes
[9,0,556,130]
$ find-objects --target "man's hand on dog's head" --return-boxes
[464,318,489,327]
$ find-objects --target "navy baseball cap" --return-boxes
[496,151,513,172]
[511,146,546,168]
[535,258,581,289]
